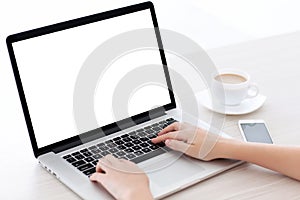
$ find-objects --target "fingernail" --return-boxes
[165,139,170,145]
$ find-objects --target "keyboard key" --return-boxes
[80,148,88,153]
[166,120,177,125]
[96,143,105,147]
[158,125,164,129]
[151,123,159,127]
[72,160,86,167]
[137,132,147,137]
[63,155,71,159]
[146,140,154,145]
[130,135,139,140]
[116,151,126,156]
[121,134,129,138]
[128,131,137,136]
[125,148,134,153]
[163,123,169,128]
[99,146,109,151]
[132,140,141,144]
[145,126,152,130]
[71,152,80,156]
[132,145,141,151]
[117,145,126,150]
[166,118,174,121]
[145,129,155,134]
[113,153,119,158]
[122,137,131,142]
[106,142,116,148]
[88,145,97,150]
[147,134,157,139]
[83,167,96,176]
[91,149,101,154]
[126,154,136,159]
[93,154,102,159]
[92,160,98,166]
[124,142,134,147]
[114,140,124,145]
[83,151,92,157]
[113,137,121,141]
[157,142,166,147]
[131,148,166,164]
[66,157,76,163]
[142,148,151,153]
[134,151,144,156]
[101,151,110,156]
[108,148,118,153]
[140,143,149,148]
[149,145,159,150]
[84,156,94,163]
[140,137,148,141]
[152,127,161,131]
[77,163,93,172]
[136,129,144,132]
[75,154,85,160]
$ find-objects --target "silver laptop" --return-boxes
[7,2,242,199]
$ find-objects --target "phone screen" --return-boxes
[240,123,273,144]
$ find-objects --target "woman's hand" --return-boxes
[151,122,238,161]
[90,155,153,200]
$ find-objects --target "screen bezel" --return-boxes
[6,1,176,157]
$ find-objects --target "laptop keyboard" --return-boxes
[62,118,177,177]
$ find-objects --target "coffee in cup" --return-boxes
[211,69,259,106]
[214,73,247,84]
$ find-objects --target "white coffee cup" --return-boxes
[211,69,259,106]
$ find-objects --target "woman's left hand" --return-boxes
[90,154,153,200]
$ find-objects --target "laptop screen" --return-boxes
[11,8,173,149]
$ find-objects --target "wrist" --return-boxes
[217,138,243,160]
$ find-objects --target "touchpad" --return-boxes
[145,155,205,187]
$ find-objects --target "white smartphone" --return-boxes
[238,120,273,144]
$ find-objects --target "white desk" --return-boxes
[165,31,300,200]
[2,31,300,199]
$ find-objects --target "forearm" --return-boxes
[219,139,300,181]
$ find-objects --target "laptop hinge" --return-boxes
[52,139,82,154]
[52,109,166,154]
[135,109,166,125]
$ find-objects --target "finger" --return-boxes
[119,158,128,162]
[104,154,119,164]
[96,157,112,173]
[151,131,186,144]
[90,172,107,183]
[165,139,191,153]
[158,122,180,136]
[119,158,134,165]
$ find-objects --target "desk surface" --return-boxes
[2,31,300,199]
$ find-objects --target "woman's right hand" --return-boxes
[151,122,238,161]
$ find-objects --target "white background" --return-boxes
[1,0,300,197]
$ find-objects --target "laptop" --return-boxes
[7,2,242,199]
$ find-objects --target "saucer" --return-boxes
[196,89,266,115]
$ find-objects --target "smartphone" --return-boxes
[238,120,273,144]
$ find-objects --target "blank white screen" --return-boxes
[12,9,171,148]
